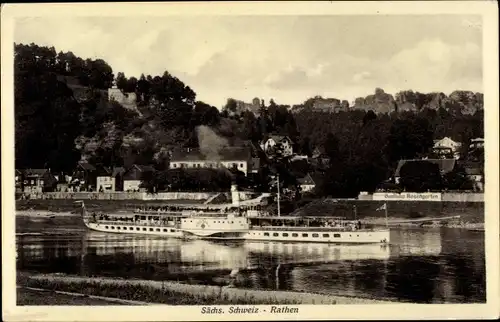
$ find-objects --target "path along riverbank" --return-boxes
[17,272,393,305]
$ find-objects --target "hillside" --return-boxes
[15,42,484,198]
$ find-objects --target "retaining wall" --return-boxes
[20,191,255,201]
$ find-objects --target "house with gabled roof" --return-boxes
[460,160,484,192]
[433,137,462,159]
[95,166,127,192]
[260,135,294,157]
[169,147,253,175]
[96,166,113,192]
[298,173,316,192]
[72,161,97,191]
[112,166,126,191]
[22,168,57,193]
[123,164,155,192]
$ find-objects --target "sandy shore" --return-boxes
[19,273,393,305]
[16,209,77,217]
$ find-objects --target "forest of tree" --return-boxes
[14,43,484,198]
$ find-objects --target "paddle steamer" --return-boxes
[79,184,390,244]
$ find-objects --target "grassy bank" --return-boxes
[17,287,128,305]
[17,272,391,305]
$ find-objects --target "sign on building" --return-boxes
[373,192,442,201]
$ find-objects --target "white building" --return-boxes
[433,137,462,160]
[123,165,154,192]
[169,147,253,175]
[298,173,316,192]
[260,135,294,157]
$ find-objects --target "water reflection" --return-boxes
[16,216,485,303]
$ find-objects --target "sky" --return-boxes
[14,15,483,108]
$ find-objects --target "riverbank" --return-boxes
[17,287,130,305]
[17,272,392,305]
[15,199,207,213]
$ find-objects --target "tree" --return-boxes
[362,110,377,126]
[387,116,434,163]
[300,136,312,157]
[442,166,474,190]
[115,72,127,90]
[399,161,442,192]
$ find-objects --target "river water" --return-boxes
[16,215,485,303]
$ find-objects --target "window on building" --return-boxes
[240,163,244,168]
[312,233,319,238]
[323,234,329,238]
[334,233,341,238]
[143,228,147,231]
[283,233,289,237]
[149,228,153,231]
[264,232,269,236]
[302,233,308,237]
[292,233,298,237]
[273,233,279,237]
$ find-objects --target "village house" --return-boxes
[112,167,126,192]
[95,166,126,192]
[467,138,484,161]
[21,168,57,193]
[430,146,455,159]
[71,161,97,191]
[260,135,294,158]
[123,164,155,192]
[460,160,484,192]
[469,137,484,150]
[433,137,462,160]
[55,174,71,192]
[96,167,114,192]
[169,147,253,175]
[310,147,330,168]
[298,173,316,192]
[15,169,23,193]
[394,159,456,184]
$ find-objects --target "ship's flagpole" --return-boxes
[384,203,388,228]
[277,173,281,217]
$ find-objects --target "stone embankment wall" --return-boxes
[20,191,255,201]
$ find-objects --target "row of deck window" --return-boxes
[260,232,343,238]
[104,226,176,233]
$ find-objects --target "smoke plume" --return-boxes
[196,125,229,160]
